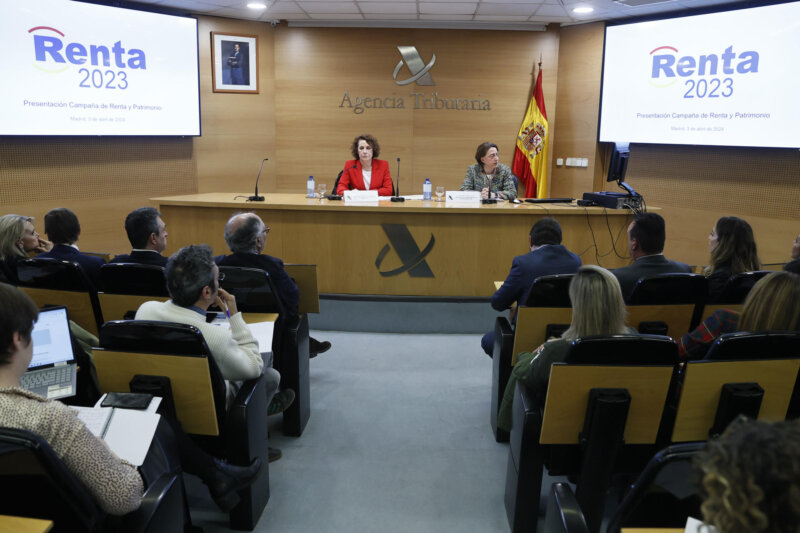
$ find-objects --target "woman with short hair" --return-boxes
[460,142,518,200]
[497,265,631,431]
[335,134,394,196]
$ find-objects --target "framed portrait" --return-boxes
[211,32,258,93]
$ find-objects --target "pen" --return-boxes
[221,300,231,318]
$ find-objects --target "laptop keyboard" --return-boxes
[20,366,71,389]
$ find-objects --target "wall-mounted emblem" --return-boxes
[392,46,436,86]
[375,224,435,277]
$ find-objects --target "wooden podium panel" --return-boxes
[155,193,632,297]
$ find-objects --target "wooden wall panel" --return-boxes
[273,26,560,196]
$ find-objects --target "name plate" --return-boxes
[446,190,480,204]
[343,190,379,203]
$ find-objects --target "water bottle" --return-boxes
[307,175,315,198]
[423,178,432,201]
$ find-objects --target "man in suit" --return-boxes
[110,207,168,266]
[481,218,582,356]
[612,212,691,301]
[36,208,105,288]
[217,212,332,357]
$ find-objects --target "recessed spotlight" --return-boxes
[573,6,594,14]
[247,2,267,9]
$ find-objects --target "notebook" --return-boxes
[20,306,78,400]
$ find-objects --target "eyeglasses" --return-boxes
[262,226,271,235]
[218,272,226,282]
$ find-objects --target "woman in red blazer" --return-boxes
[336,134,394,196]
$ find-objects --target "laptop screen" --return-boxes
[29,307,75,369]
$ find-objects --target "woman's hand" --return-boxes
[34,238,53,253]
[480,187,490,200]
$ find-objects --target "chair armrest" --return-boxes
[491,317,514,442]
[543,482,589,533]
[121,472,184,533]
[225,374,269,465]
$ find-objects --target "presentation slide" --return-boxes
[0,0,200,136]
[599,2,800,148]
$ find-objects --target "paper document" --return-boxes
[73,406,160,466]
[209,316,274,354]
[684,517,717,533]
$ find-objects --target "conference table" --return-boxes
[154,193,634,298]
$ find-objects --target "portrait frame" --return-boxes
[211,32,258,93]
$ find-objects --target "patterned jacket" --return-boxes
[460,163,518,200]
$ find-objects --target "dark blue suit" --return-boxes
[612,254,691,303]
[110,250,168,267]
[482,244,582,355]
[216,252,300,317]
[37,244,106,288]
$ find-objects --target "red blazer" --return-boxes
[336,159,394,196]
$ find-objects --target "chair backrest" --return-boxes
[93,320,227,435]
[218,266,285,315]
[524,273,574,307]
[284,263,320,313]
[705,330,800,360]
[626,303,698,338]
[510,307,573,364]
[99,263,169,296]
[540,335,678,445]
[15,258,103,335]
[628,273,708,305]
[714,270,771,304]
[543,483,590,533]
[605,442,705,533]
[0,427,105,532]
[672,357,800,442]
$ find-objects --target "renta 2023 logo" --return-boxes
[648,45,759,99]
[29,26,146,90]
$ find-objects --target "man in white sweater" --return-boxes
[136,244,292,461]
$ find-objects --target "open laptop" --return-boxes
[19,306,78,400]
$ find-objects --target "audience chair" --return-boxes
[604,442,705,533]
[542,483,590,533]
[712,270,771,304]
[505,334,679,533]
[92,320,270,531]
[0,427,185,533]
[672,332,800,442]
[491,274,574,442]
[219,265,311,437]
[98,263,169,321]
[15,257,104,336]
[627,273,708,334]
[284,264,320,314]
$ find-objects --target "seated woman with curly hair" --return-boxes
[696,417,800,533]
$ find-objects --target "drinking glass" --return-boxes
[435,186,445,202]
[318,183,327,202]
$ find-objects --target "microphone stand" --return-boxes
[248,158,268,201]
[390,157,404,202]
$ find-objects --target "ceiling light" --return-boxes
[573,7,594,14]
[247,2,267,9]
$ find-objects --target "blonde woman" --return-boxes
[497,265,632,431]
[679,270,800,360]
[0,214,52,281]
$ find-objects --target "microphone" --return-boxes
[248,158,269,201]
[390,157,405,202]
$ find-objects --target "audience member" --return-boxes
[35,208,105,287]
[497,265,632,431]
[678,270,800,360]
[460,142,518,200]
[704,216,760,302]
[481,217,581,356]
[0,214,53,281]
[784,232,800,274]
[110,207,169,266]
[0,282,263,512]
[696,417,800,533]
[136,244,292,461]
[217,212,332,357]
[612,212,691,301]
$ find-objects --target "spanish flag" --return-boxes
[512,67,549,198]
